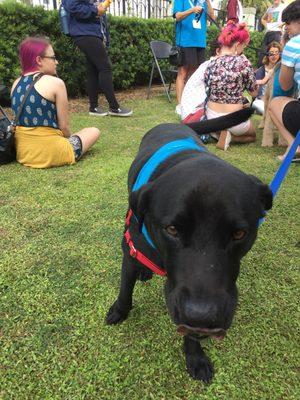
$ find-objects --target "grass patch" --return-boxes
[0,95,299,399]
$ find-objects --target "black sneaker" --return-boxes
[108,107,133,117]
[89,107,108,117]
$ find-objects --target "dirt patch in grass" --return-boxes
[3,84,169,116]
[68,84,168,113]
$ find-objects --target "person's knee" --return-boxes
[268,97,283,114]
[178,67,188,79]
[91,127,100,141]
[268,99,275,115]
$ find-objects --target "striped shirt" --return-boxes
[282,34,300,95]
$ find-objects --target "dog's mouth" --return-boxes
[177,324,227,341]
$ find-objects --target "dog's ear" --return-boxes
[129,183,153,229]
[248,175,273,211]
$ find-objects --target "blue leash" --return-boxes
[259,130,300,226]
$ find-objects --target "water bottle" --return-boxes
[59,4,70,36]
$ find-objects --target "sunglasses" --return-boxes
[268,52,280,56]
[41,55,57,61]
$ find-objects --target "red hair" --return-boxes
[19,37,50,74]
[218,22,250,47]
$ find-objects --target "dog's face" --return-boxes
[130,157,272,339]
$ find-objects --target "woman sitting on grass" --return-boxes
[11,36,100,168]
[252,41,282,116]
[204,22,258,151]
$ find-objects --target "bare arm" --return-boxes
[260,11,268,29]
[55,79,71,137]
[206,0,215,20]
[175,6,203,22]
[279,65,295,91]
[256,69,274,85]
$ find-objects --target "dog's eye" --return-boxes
[232,230,247,241]
[166,225,178,237]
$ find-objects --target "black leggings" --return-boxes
[73,35,119,110]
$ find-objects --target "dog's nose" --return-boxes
[182,300,221,329]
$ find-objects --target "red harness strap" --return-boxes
[124,209,167,276]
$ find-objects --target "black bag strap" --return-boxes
[13,73,44,127]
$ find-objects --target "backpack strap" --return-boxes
[13,73,44,127]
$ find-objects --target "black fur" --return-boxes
[106,123,272,383]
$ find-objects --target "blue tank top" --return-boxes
[273,65,296,98]
[11,75,58,129]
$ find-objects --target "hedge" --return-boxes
[0,1,264,97]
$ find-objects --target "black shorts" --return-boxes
[282,100,300,136]
[180,47,205,67]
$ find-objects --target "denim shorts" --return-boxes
[68,135,83,160]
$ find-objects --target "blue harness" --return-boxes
[132,137,206,248]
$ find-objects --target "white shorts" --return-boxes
[206,107,251,136]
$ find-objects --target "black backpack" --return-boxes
[0,74,43,165]
[0,106,15,164]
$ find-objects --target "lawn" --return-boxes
[0,94,299,399]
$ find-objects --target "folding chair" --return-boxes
[147,40,178,103]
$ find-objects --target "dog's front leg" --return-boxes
[106,248,138,325]
[183,336,214,383]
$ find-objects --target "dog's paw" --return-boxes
[106,301,130,325]
[186,353,214,383]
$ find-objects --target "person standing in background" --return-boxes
[258,0,286,66]
[173,0,215,114]
[65,0,132,117]
[226,0,243,23]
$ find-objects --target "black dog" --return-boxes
[106,122,272,383]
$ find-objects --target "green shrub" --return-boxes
[0,1,263,96]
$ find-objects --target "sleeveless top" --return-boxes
[11,74,75,168]
[11,75,58,129]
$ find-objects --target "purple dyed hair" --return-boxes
[19,37,50,74]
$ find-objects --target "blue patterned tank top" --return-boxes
[11,75,58,129]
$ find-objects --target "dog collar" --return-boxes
[132,137,206,248]
[125,209,167,276]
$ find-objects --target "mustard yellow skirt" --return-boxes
[15,126,75,169]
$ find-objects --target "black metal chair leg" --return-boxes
[147,63,155,99]
[155,59,171,102]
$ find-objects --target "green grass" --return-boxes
[0,95,299,399]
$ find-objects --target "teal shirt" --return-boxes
[273,63,296,98]
[173,0,208,48]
